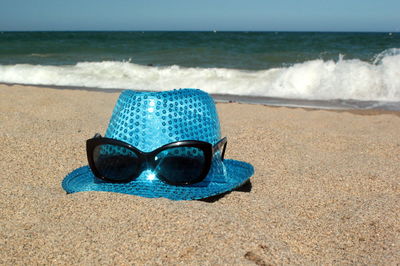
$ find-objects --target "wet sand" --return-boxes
[1,84,399,264]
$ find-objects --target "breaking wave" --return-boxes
[0,49,399,101]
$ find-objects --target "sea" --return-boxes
[0,31,399,110]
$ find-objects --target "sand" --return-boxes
[1,84,399,265]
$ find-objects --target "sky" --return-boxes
[0,0,399,32]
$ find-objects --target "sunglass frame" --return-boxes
[86,134,227,186]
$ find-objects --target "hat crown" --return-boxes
[105,89,221,152]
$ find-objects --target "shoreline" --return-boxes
[2,82,400,113]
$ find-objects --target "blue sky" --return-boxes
[0,0,399,32]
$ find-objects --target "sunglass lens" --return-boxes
[154,147,206,185]
[93,144,140,181]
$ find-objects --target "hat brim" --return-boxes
[62,159,254,200]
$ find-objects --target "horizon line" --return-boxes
[1,29,398,33]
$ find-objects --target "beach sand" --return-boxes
[1,84,399,265]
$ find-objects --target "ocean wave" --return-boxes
[0,49,399,102]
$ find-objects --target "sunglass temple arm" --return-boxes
[212,137,227,160]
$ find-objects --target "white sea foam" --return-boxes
[0,49,399,101]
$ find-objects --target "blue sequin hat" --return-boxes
[62,89,254,200]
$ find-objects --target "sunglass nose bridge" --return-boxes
[138,156,159,182]
[142,153,157,170]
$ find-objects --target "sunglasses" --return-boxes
[86,134,227,186]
